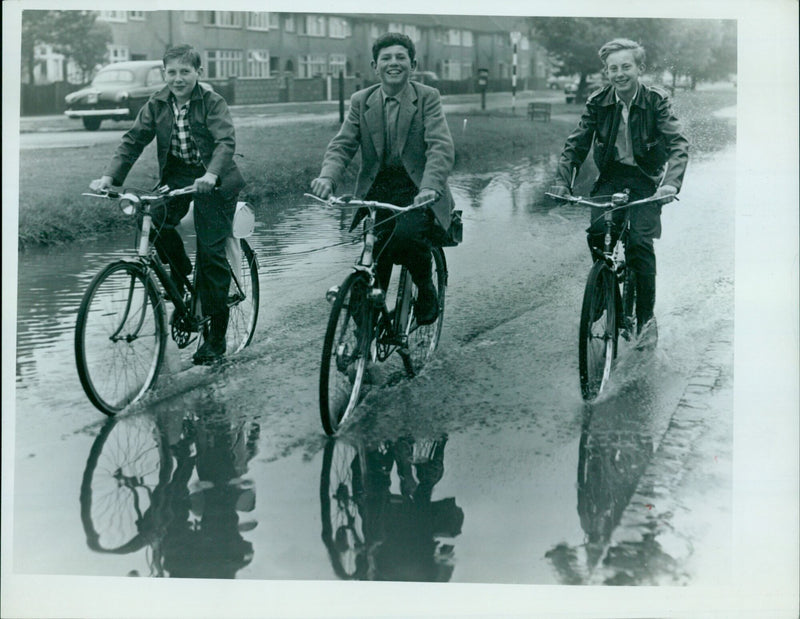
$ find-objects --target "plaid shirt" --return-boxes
[169,97,203,166]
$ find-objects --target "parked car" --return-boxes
[564,73,605,103]
[64,60,166,131]
[411,70,440,87]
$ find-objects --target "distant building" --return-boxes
[91,10,547,88]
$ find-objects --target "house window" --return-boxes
[329,17,351,39]
[184,11,199,22]
[404,25,420,43]
[247,12,271,30]
[247,49,271,77]
[462,61,473,77]
[302,15,326,37]
[441,59,461,80]
[448,29,460,46]
[128,11,145,21]
[298,54,327,78]
[108,45,130,63]
[205,49,242,78]
[285,15,295,32]
[329,54,347,76]
[98,11,126,22]
[462,31,473,47]
[207,11,242,28]
[520,36,530,51]
[370,24,385,39]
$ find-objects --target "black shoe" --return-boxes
[193,338,226,364]
[415,280,439,326]
[193,310,228,364]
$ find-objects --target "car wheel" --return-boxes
[82,117,102,131]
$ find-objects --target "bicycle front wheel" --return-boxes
[402,247,447,377]
[320,273,372,435]
[225,238,260,354]
[578,261,617,400]
[75,261,166,415]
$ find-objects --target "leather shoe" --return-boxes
[415,280,439,326]
[193,338,226,364]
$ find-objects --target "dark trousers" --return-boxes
[364,167,434,290]
[154,156,237,318]
[588,162,660,325]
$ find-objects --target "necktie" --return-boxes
[384,96,399,161]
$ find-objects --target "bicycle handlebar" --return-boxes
[545,191,677,211]
[304,193,436,212]
[83,185,195,201]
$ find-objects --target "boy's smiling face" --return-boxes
[164,58,202,104]
[372,44,416,95]
[604,49,644,100]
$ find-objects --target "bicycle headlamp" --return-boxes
[118,193,140,216]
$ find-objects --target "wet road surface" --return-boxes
[11,116,735,586]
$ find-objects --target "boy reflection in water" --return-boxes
[355,436,464,582]
[159,407,260,578]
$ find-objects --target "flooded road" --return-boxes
[11,130,734,586]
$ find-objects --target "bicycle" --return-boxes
[545,190,676,400]
[306,194,448,436]
[75,186,260,415]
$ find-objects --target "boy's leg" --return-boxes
[192,191,236,362]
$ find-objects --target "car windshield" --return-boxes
[92,70,136,84]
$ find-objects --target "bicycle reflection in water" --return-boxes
[546,387,655,585]
[320,435,464,582]
[79,399,260,577]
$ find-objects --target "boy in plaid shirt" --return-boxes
[91,45,245,364]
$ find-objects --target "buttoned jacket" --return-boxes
[105,82,245,198]
[319,81,455,229]
[556,83,689,191]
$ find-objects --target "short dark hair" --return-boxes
[598,38,646,66]
[372,32,416,63]
[163,44,202,70]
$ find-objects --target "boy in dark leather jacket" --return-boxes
[551,38,689,345]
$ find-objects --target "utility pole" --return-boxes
[510,31,521,115]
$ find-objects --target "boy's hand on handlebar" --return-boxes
[310,177,334,200]
[653,184,677,204]
[89,176,114,193]
[414,188,438,207]
[548,185,571,202]
[193,172,218,194]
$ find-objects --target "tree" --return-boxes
[532,17,672,100]
[21,10,111,84]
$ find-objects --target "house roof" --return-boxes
[342,14,529,33]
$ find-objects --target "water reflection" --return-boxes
[79,398,260,578]
[320,434,463,582]
[546,387,656,584]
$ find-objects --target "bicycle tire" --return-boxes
[579,261,617,400]
[401,247,448,377]
[79,414,172,554]
[75,261,166,415]
[319,439,367,579]
[319,272,373,435]
[227,238,260,354]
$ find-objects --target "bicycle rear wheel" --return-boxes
[579,261,617,400]
[224,238,260,354]
[75,261,166,415]
[320,273,373,435]
[401,247,447,377]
